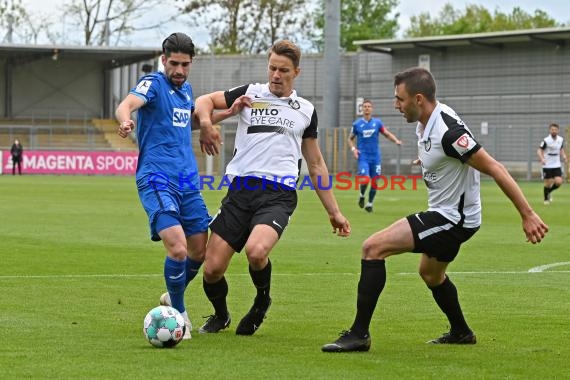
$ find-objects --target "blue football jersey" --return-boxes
[352,117,385,161]
[130,72,199,190]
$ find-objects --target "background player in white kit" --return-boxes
[537,123,566,205]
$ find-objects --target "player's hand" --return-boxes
[330,212,351,237]
[412,158,422,166]
[199,124,222,156]
[227,95,251,116]
[118,120,134,138]
[352,148,359,159]
[523,211,548,244]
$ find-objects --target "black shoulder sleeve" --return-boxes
[223,84,250,108]
[442,127,481,162]
[302,109,318,139]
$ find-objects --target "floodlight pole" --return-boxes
[322,0,341,168]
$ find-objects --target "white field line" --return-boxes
[527,262,570,273]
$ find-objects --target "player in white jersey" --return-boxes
[323,66,548,352]
[194,40,351,336]
[537,123,567,205]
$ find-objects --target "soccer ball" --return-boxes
[143,305,186,348]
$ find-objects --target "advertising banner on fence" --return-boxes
[1,150,138,175]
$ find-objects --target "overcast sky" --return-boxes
[21,0,570,47]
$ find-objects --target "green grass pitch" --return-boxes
[0,175,568,379]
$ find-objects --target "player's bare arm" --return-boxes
[301,138,351,237]
[466,148,549,243]
[348,134,359,159]
[115,94,144,138]
[195,93,251,155]
[537,147,546,165]
[195,91,226,155]
[382,129,402,145]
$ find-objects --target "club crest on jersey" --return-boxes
[424,138,431,151]
[452,133,476,155]
[135,80,152,95]
[288,99,300,109]
[172,108,191,128]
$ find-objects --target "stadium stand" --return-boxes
[92,119,138,151]
[0,118,116,151]
[0,117,141,151]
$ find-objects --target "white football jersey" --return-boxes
[416,103,482,228]
[223,83,318,188]
[539,135,565,168]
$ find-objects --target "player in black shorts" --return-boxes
[537,123,566,205]
[194,40,351,336]
[322,67,548,352]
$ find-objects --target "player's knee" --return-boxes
[361,237,383,259]
[166,243,188,261]
[418,269,444,287]
[202,263,224,282]
[187,246,206,262]
[245,243,269,269]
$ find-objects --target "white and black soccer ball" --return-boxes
[143,305,185,348]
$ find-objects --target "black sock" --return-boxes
[203,276,229,318]
[250,259,271,307]
[429,276,471,335]
[350,259,386,337]
[551,184,560,192]
[544,186,550,200]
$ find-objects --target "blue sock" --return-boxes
[164,256,187,313]
[185,257,202,288]
[368,187,377,203]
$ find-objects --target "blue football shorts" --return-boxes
[358,158,381,178]
[137,180,211,241]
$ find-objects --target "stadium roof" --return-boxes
[354,26,570,54]
[0,43,162,67]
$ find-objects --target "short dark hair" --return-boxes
[394,67,436,102]
[162,33,195,58]
[549,123,560,129]
[362,99,373,105]
[268,40,301,68]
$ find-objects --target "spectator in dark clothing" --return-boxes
[11,139,23,175]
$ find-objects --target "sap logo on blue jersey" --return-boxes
[173,108,191,128]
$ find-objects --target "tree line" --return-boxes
[0,0,565,51]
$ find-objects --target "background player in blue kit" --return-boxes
[323,67,548,353]
[115,32,237,339]
[348,99,401,212]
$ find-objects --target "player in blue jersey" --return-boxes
[348,99,401,212]
[115,32,238,339]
